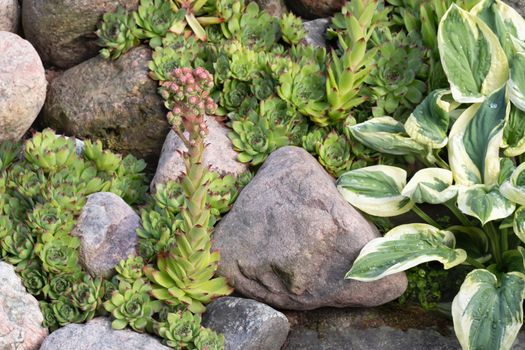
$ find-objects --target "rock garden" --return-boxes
[2,0,525,349]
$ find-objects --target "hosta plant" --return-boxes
[337,2,525,349]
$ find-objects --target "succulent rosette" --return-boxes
[134,0,178,48]
[193,328,225,350]
[280,12,306,45]
[220,79,252,111]
[157,311,202,348]
[316,132,354,178]
[96,6,140,59]
[115,256,146,284]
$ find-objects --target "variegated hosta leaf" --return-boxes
[501,162,525,206]
[401,168,458,204]
[457,185,516,225]
[502,104,525,157]
[438,4,509,103]
[336,165,414,217]
[405,89,453,149]
[448,87,507,186]
[509,52,525,112]
[345,224,467,281]
[349,117,428,156]
[452,269,525,350]
[471,0,525,56]
[514,206,525,243]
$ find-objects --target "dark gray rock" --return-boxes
[285,0,344,19]
[0,0,19,32]
[150,116,248,191]
[0,262,48,350]
[39,317,170,350]
[22,0,138,68]
[203,297,289,350]
[0,31,46,142]
[303,18,330,48]
[42,46,168,164]
[213,146,407,310]
[72,192,140,278]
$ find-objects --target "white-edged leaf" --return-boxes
[453,269,525,350]
[345,224,467,281]
[438,4,509,103]
[514,206,525,243]
[448,87,507,186]
[405,89,453,149]
[337,165,414,217]
[402,168,458,204]
[457,185,516,225]
[349,117,428,156]
[501,162,525,206]
[509,52,525,112]
[502,104,525,157]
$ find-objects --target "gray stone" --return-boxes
[213,146,407,310]
[22,0,138,69]
[42,46,168,164]
[0,0,19,32]
[72,192,140,278]
[39,317,171,350]
[0,31,46,142]
[285,0,344,19]
[150,116,248,191]
[303,18,330,48]
[0,262,48,350]
[254,0,287,17]
[507,1,525,18]
[203,297,289,350]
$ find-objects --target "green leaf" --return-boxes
[349,117,428,156]
[514,206,525,243]
[345,224,467,281]
[502,104,525,157]
[452,270,525,350]
[448,88,507,186]
[457,185,516,225]
[501,162,525,206]
[112,319,128,330]
[404,89,453,149]
[509,52,525,112]
[438,4,508,103]
[402,168,458,204]
[337,165,414,217]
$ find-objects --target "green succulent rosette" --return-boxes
[133,0,178,48]
[157,311,202,348]
[51,298,87,326]
[316,132,354,178]
[19,262,47,296]
[43,273,80,300]
[96,6,140,59]
[220,79,252,112]
[193,328,225,350]
[280,12,306,45]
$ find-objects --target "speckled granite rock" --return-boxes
[0,0,19,32]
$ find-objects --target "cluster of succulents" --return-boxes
[0,129,147,331]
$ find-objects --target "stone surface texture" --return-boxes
[303,18,330,47]
[203,297,290,350]
[0,0,19,32]
[254,0,286,17]
[0,262,48,350]
[42,46,168,164]
[285,0,345,19]
[213,146,407,310]
[150,116,248,191]
[22,0,138,68]
[72,192,140,278]
[0,31,47,142]
[39,317,171,350]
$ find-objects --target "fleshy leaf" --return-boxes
[514,206,525,243]
[402,168,457,204]
[337,165,413,217]
[448,88,507,186]
[345,224,467,281]
[452,269,525,350]
[349,117,428,156]
[501,162,525,206]
[438,4,509,103]
[457,185,516,225]
[502,104,525,157]
[404,89,453,149]
[509,52,525,112]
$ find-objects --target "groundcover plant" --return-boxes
[338,1,525,349]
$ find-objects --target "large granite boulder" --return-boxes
[0,0,19,32]
[22,0,138,68]
[0,31,46,142]
[72,192,140,278]
[213,146,407,310]
[203,297,290,350]
[0,262,48,350]
[150,116,248,191]
[42,46,168,164]
[39,317,171,350]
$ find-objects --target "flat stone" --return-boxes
[72,192,140,278]
[0,262,48,350]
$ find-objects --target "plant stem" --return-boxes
[444,201,471,227]
[412,205,442,229]
[501,228,509,253]
[433,152,450,170]
[465,256,485,269]
[485,222,502,266]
